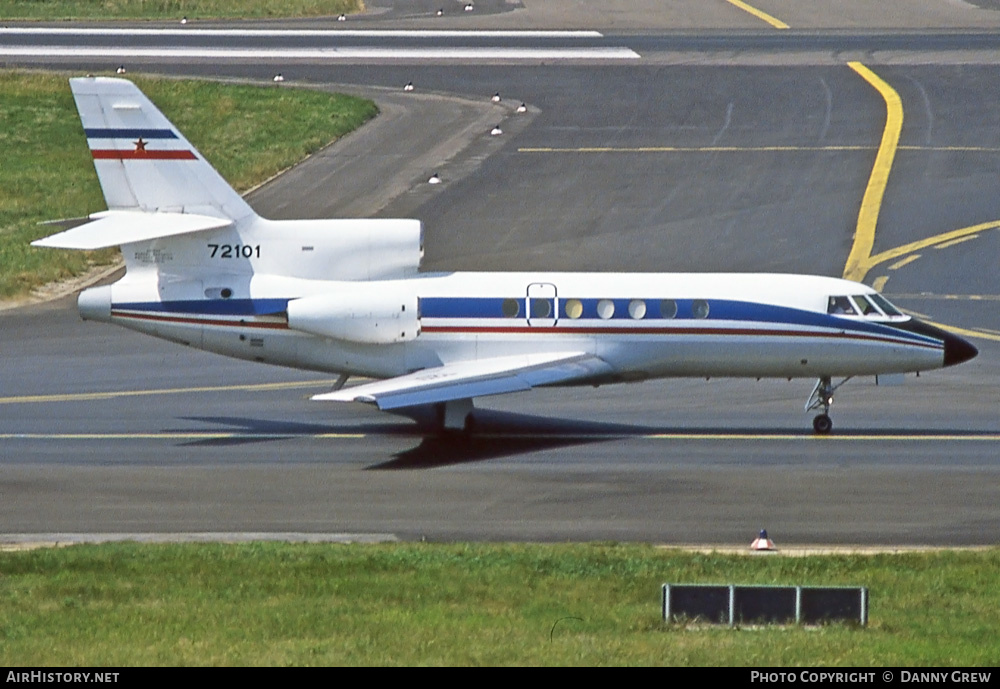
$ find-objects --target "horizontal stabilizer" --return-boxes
[32,210,232,250]
[313,352,612,410]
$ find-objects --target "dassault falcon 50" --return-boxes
[35,77,977,434]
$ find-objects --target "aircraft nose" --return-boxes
[892,318,978,368]
[942,330,978,368]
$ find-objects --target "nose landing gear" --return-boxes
[805,376,851,435]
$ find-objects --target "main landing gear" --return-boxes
[805,376,851,435]
[436,398,476,433]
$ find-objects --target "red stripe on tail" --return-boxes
[91,150,197,160]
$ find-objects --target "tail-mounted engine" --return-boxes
[286,285,420,344]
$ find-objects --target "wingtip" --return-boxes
[311,392,376,404]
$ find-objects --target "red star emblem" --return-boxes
[133,138,148,152]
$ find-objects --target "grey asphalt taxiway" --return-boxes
[2,1,1000,545]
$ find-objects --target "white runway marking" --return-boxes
[0,532,400,547]
[0,46,640,61]
[0,28,604,38]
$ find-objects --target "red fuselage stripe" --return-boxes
[113,311,288,330]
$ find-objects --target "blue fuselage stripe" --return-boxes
[84,128,178,139]
[116,299,289,316]
[112,297,942,347]
[419,297,940,345]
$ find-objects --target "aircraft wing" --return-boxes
[313,352,612,410]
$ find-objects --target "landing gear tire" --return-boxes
[812,413,833,435]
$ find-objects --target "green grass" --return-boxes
[1,543,999,665]
[0,1,362,20]
[0,71,377,298]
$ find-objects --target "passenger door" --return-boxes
[526,282,558,327]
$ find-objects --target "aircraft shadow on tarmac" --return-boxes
[176,410,638,465]
[370,409,635,470]
[174,412,994,468]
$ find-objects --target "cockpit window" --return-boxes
[828,293,904,318]
[827,296,856,315]
[851,295,880,316]
[869,293,903,317]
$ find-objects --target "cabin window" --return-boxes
[502,298,520,318]
[827,296,856,315]
[692,299,710,319]
[597,299,615,319]
[530,298,553,319]
[660,299,678,319]
[564,299,583,319]
[628,299,647,319]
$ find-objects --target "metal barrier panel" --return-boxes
[662,584,731,624]
[663,584,868,626]
[733,586,797,624]
[800,586,868,625]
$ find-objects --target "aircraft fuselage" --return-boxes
[80,270,964,384]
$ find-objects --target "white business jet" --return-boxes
[35,78,977,434]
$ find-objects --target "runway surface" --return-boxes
[2,1,999,545]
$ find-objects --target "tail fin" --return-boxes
[70,76,255,222]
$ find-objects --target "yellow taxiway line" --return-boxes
[916,319,1000,343]
[888,255,921,271]
[836,65,1000,339]
[0,432,365,440]
[527,0,992,343]
[891,293,1000,302]
[518,145,876,153]
[0,379,338,405]
[518,145,1000,154]
[866,220,1000,271]
[842,62,904,283]
[645,433,1000,441]
[725,0,790,29]
[2,432,999,442]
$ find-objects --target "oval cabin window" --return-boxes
[692,299,710,319]
[564,299,583,319]
[502,298,520,318]
[628,299,646,319]
[597,299,615,319]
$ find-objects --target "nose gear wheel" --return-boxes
[805,376,851,435]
